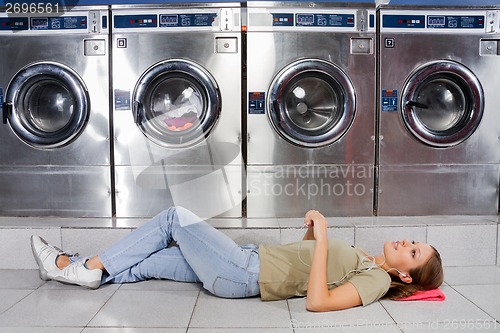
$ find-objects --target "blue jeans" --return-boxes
[89,206,260,298]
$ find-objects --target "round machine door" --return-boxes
[401,60,484,148]
[267,58,356,148]
[133,59,221,148]
[3,62,90,149]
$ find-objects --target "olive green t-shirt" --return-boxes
[258,239,391,306]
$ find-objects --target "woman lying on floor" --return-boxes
[31,206,443,311]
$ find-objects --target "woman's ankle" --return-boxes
[85,256,105,271]
[55,255,70,270]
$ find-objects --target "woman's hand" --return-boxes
[303,210,328,241]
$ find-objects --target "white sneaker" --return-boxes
[31,235,62,281]
[48,260,102,289]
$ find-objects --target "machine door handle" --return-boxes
[2,102,12,124]
[272,100,281,122]
[406,100,429,109]
[133,100,143,124]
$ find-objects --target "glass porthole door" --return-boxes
[2,61,90,149]
[401,60,484,148]
[132,59,221,148]
[267,58,356,148]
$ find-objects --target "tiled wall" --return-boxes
[1,215,498,269]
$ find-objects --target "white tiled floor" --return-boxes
[0,267,499,332]
[0,215,499,332]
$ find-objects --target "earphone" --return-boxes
[386,267,408,277]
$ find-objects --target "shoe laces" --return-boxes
[46,242,79,258]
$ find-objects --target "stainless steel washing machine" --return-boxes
[246,1,377,218]
[378,3,500,215]
[111,3,243,219]
[0,6,111,217]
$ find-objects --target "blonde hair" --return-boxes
[383,245,443,300]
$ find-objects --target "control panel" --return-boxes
[296,13,355,27]
[0,17,28,31]
[381,10,498,32]
[0,11,107,33]
[114,14,157,28]
[30,16,88,30]
[247,8,375,32]
[113,9,240,32]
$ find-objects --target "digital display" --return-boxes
[428,16,445,27]
[296,14,314,25]
[31,18,48,30]
[158,13,216,28]
[160,15,178,26]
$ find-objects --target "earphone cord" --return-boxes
[297,241,388,286]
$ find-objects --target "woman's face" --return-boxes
[383,240,434,276]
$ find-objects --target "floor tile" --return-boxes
[354,226,427,256]
[0,288,116,327]
[380,285,494,325]
[62,228,132,259]
[294,324,402,333]
[280,227,354,245]
[65,218,138,228]
[216,218,281,229]
[83,329,185,333]
[288,297,395,328]
[427,224,497,266]
[0,290,33,314]
[189,292,290,328]
[349,216,425,227]
[0,217,74,228]
[88,289,198,328]
[219,228,280,246]
[277,216,353,228]
[115,218,150,229]
[416,216,498,226]
[0,270,45,289]
[188,329,293,333]
[444,266,500,285]
[452,284,500,322]
[39,281,121,292]
[0,229,61,269]
[0,328,83,333]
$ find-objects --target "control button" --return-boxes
[385,38,395,48]
[351,38,372,54]
[84,39,106,56]
[117,38,127,48]
[216,37,237,53]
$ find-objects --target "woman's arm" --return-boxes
[305,211,362,312]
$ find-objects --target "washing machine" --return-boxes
[377,3,500,215]
[0,6,111,217]
[111,3,243,219]
[246,1,377,218]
